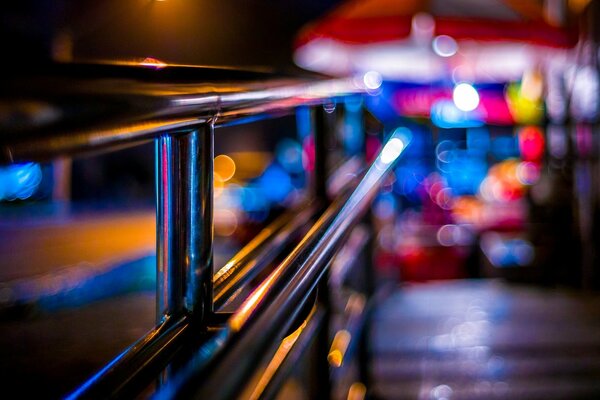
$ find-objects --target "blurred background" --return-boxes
[2,0,600,398]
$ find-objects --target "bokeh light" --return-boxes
[275,138,303,174]
[453,83,480,112]
[257,163,293,203]
[518,126,545,161]
[432,35,458,57]
[363,71,383,90]
[0,163,43,201]
[214,155,236,182]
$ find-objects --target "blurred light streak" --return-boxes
[393,86,512,125]
[327,157,361,197]
[0,162,42,201]
[354,45,444,82]
[347,382,367,400]
[328,329,351,367]
[139,57,167,69]
[246,306,314,400]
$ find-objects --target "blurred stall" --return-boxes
[293,0,598,284]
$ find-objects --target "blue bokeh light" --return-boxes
[0,163,43,201]
[257,163,293,203]
[276,138,304,174]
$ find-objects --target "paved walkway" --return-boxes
[370,280,600,399]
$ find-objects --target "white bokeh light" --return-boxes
[432,35,458,57]
[453,83,480,112]
[363,70,383,90]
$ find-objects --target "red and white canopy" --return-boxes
[294,0,577,82]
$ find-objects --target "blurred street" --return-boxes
[0,205,156,397]
[371,280,600,399]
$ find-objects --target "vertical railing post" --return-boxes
[157,134,183,322]
[156,123,214,326]
[313,102,333,399]
[314,104,329,201]
[183,123,214,319]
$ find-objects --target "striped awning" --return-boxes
[294,0,577,82]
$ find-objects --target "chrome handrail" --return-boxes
[0,62,401,399]
[213,203,319,310]
[154,130,409,400]
[0,63,361,163]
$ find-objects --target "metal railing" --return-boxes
[0,61,408,399]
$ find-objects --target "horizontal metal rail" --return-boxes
[214,157,365,311]
[0,62,362,163]
[245,305,325,400]
[213,203,319,310]
[65,315,190,399]
[1,62,388,399]
[64,205,317,399]
[67,171,363,398]
[153,130,409,399]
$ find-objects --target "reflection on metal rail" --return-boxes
[213,203,320,310]
[154,129,409,400]
[0,63,361,163]
[0,62,408,399]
